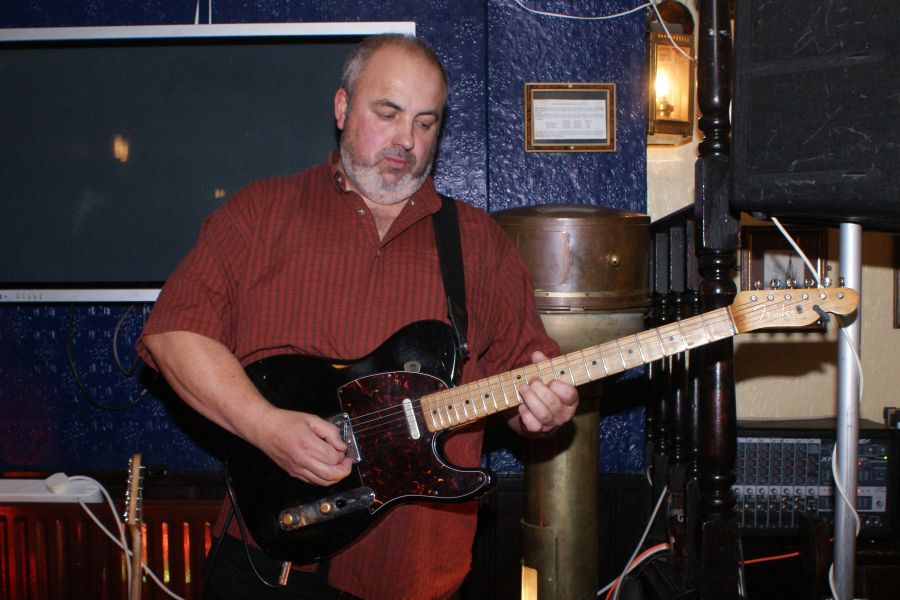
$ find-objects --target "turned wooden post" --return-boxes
[693,0,742,598]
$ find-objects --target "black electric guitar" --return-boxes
[225,287,858,563]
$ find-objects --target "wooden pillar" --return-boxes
[693,1,742,598]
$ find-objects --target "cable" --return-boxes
[603,543,670,600]
[225,471,283,588]
[596,484,668,598]
[112,304,147,376]
[513,0,696,62]
[69,475,186,600]
[66,305,149,411]
[742,551,800,566]
[201,485,235,595]
[513,0,653,21]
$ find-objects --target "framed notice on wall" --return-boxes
[524,82,616,152]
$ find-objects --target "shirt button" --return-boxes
[357,209,366,216]
[376,250,383,256]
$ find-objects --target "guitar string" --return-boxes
[344,291,845,438]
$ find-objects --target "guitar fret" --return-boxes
[559,356,576,386]
[481,377,498,414]
[493,375,511,409]
[579,350,593,382]
[652,327,669,357]
[639,330,665,362]
[443,392,458,426]
[659,323,686,355]
[506,373,522,407]
[598,349,610,376]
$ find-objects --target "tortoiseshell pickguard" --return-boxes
[338,371,490,509]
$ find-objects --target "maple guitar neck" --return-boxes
[420,287,858,432]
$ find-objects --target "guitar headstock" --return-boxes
[124,453,144,531]
[731,287,858,333]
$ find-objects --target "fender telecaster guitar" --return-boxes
[224,287,858,563]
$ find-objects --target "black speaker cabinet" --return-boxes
[732,0,900,231]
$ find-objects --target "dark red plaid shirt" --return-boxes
[138,154,557,599]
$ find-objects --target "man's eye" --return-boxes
[379,112,396,120]
[417,120,435,130]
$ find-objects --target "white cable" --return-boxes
[70,475,187,600]
[69,476,132,586]
[513,1,696,62]
[597,484,668,598]
[513,0,653,21]
[193,1,200,26]
[770,217,823,288]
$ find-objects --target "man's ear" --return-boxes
[334,88,349,130]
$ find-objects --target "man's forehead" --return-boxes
[358,45,445,91]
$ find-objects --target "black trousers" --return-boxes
[203,535,359,600]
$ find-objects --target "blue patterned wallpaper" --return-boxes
[0,0,647,474]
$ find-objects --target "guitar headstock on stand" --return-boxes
[124,453,145,600]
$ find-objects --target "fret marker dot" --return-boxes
[447,406,453,411]
[592,361,597,365]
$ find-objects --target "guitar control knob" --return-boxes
[319,501,334,515]
[281,511,300,527]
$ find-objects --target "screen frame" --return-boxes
[0,21,415,303]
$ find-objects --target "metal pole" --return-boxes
[834,222,862,599]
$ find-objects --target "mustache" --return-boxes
[377,148,414,166]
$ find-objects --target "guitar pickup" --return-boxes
[329,413,361,463]
[279,487,376,530]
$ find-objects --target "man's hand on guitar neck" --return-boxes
[507,350,580,436]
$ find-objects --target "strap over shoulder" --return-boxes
[431,194,469,367]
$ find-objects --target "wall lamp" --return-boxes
[648,0,696,146]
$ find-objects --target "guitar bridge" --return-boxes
[329,413,361,463]
[279,487,376,530]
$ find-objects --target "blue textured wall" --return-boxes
[0,0,647,474]
[486,0,646,212]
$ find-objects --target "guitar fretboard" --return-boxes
[420,306,736,432]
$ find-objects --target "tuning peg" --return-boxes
[769,278,782,290]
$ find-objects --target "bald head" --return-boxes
[341,34,449,106]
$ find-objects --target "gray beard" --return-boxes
[339,143,433,205]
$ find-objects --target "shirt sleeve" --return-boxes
[135,189,254,370]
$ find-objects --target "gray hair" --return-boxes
[341,34,449,102]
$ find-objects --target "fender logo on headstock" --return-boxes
[755,302,800,321]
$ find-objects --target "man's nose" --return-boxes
[391,120,415,151]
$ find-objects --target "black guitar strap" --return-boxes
[432,194,470,366]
